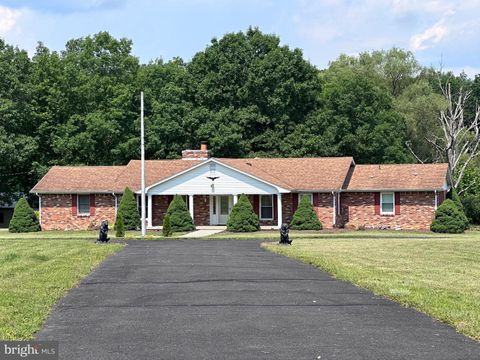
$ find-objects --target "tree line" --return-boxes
[1,28,479,204]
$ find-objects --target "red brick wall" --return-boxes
[246,193,334,228]
[41,194,116,230]
[340,191,437,230]
[151,195,171,226]
[194,195,210,226]
[313,193,335,229]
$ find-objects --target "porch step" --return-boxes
[179,229,224,238]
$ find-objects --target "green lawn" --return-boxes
[0,229,183,240]
[262,231,480,340]
[0,239,123,339]
[211,229,453,239]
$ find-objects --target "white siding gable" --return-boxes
[147,161,280,195]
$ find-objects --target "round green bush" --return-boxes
[9,198,41,233]
[115,187,140,231]
[166,195,195,232]
[462,195,480,225]
[290,195,322,230]
[226,194,260,232]
[431,199,468,233]
[449,188,469,229]
[162,214,173,237]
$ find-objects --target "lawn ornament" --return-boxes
[279,223,291,244]
[97,220,110,243]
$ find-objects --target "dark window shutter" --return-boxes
[72,195,77,216]
[395,193,401,215]
[273,195,277,221]
[313,193,319,207]
[292,193,298,213]
[253,195,260,216]
[90,194,96,216]
[374,193,380,215]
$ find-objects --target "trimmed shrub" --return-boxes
[462,195,480,225]
[227,194,260,232]
[9,198,41,233]
[115,213,125,238]
[162,214,172,237]
[166,195,195,232]
[290,195,322,230]
[431,199,468,233]
[115,187,140,231]
[449,188,469,228]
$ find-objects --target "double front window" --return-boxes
[380,192,394,215]
[260,195,273,220]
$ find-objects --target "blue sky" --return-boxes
[0,0,479,76]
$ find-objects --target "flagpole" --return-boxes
[141,91,146,238]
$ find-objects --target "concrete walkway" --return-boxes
[179,229,224,238]
[36,240,479,359]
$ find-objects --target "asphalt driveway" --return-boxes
[36,240,480,359]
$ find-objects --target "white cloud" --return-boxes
[0,5,25,35]
[410,19,448,50]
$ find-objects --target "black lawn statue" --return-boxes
[279,223,291,245]
[96,220,110,243]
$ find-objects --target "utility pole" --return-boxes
[140,91,146,238]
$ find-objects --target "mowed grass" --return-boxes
[0,239,123,339]
[0,229,183,240]
[263,231,480,340]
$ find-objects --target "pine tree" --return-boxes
[431,199,468,233]
[166,195,195,232]
[9,198,41,233]
[290,195,322,230]
[226,194,260,232]
[115,187,140,231]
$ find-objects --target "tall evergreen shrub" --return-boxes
[290,195,322,230]
[226,194,260,232]
[431,199,468,233]
[166,195,195,232]
[9,198,41,233]
[115,187,140,231]
[162,214,172,237]
[115,213,125,238]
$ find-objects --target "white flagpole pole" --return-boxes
[141,91,146,238]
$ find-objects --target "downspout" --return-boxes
[434,190,438,210]
[113,193,118,216]
[332,191,336,228]
[36,193,41,228]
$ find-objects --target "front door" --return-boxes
[210,195,233,225]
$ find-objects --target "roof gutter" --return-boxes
[342,188,446,192]
[29,190,121,195]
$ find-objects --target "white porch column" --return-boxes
[189,195,194,220]
[147,194,152,228]
[277,193,282,228]
[233,194,238,205]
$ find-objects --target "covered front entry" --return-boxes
[145,159,288,229]
[209,195,233,225]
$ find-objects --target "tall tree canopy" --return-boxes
[0,28,479,203]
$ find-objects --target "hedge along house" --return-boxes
[31,144,449,231]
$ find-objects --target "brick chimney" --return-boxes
[182,142,210,160]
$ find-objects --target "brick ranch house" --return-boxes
[31,144,449,231]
